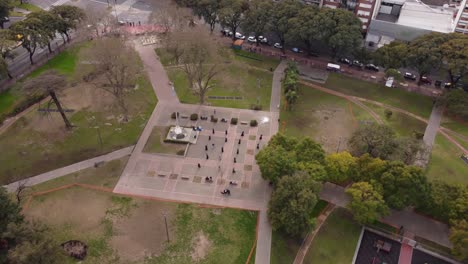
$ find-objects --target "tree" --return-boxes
[0,0,11,29]
[373,41,407,69]
[443,90,468,122]
[9,17,49,65]
[5,221,66,264]
[82,37,141,122]
[194,0,222,33]
[0,56,11,79]
[27,10,60,53]
[268,171,321,236]
[241,0,272,45]
[255,144,297,184]
[405,33,449,85]
[325,151,356,184]
[449,220,468,262]
[353,47,372,64]
[353,154,387,182]
[218,0,248,41]
[0,187,23,236]
[392,137,423,165]
[163,30,190,64]
[285,90,298,110]
[322,8,362,58]
[379,162,429,210]
[294,137,325,164]
[441,34,468,86]
[349,123,398,160]
[287,6,320,55]
[346,182,389,225]
[152,5,193,34]
[180,29,221,104]
[23,71,73,129]
[268,0,302,53]
[81,6,114,38]
[50,5,85,43]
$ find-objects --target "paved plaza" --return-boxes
[114,102,276,210]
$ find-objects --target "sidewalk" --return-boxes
[4,146,133,192]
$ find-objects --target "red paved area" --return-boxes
[398,243,413,264]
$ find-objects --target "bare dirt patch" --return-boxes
[191,231,211,261]
[312,108,354,153]
[110,201,176,262]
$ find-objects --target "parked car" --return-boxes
[258,36,268,43]
[1,17,9,22]
[247,36,256,43]
[339,58,351,65]
[403,72,417,81]
[385,77,395,88]
[420,76,432,84]
[273,43,283,49]
[235,32,245,40]
[352,60,364,68]
[365,64,379,72]
[291,47,303,53]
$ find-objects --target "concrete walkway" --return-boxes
[4,146,134,192]
[423,104,444,147]
[318,182,452,249]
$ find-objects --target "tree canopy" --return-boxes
[444,90,468,122]
[268,171,321,236]
[349,123,398,160]
[346,181,389,225]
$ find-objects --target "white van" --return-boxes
[385,77,394,88]
[326,63,341,72]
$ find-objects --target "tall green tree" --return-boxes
[268,0,302,53]
[287,5,319,55]
[0,55,10,79]
[349,123,398,160]
[26,10,59,53]
[325,151,356,184]
[9,17,49,65]
[294,137,325,163]
[50,5,85,43]
[0,0,11,29]
[0,187,23,236]
[255,144,297,184]
[373,41,407,69]
[285,90,298,110]
[322,8,362,58]
[405,33,449,85]
[449,219,468,262]
[443,90,468,121]
[241,0,272,45]
[353,154,388,182]
[218,0,248,41]
[346,182,389,225]
[441,34,468,85]
[194,0,222,33]
[268,171,321,236]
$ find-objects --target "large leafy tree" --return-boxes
[241,0,272,45]
[405,32,449,85]
[194,0,222,33]
[353,154,388,182]
[346,181,389,225]
[378,162,429,210]
[449,220,468,262]
[325,151,356,184]
[0,187,23,236]
[373,41,408,69]
[50,5,85,43]
[255,144,297,184]
[349,123,398,160]
[294,137,325,163]
[0,0,11,29]
[268,0,302,53]
[26,11,60,53]
[23,71,73,129]
[443,90,468,121]
[9,17,49,65]
[285,90,298,110]
[218,0,248,41]
[268,171,321,236]
[441,34,468,85]
[322,8,362,58]
[286,6,319,55]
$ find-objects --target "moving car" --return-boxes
[291,47,303,53]
[420,76,432,84]
[273,43,283,49]
[326,63,341,72]
[365,64,379,72]
[404,72,417,80]
[352,60,364,68]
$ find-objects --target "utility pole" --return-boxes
[163,213,170,242]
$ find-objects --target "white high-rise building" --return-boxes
[454,0,468,34]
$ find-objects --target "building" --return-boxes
[454,0,468,33]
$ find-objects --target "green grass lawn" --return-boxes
[303,208,361,264]
[12,0,42,12]
[28,44,84,78]
[363,102,427,137]
[441,116,468,139]
[322,73,434,119]
[0,76,157,184]
[232,49,280,71]
[0,90,18,117]
[143,126,187,155]
[280,84,374,152]
[426,134,468,185]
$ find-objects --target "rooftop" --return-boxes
[396,0,455,32]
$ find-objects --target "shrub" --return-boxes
[211,115,218,123]
[251,104,262,111]
[414,131,424,140]
[384,109,393,119]
[190,113,198,121]
[231,117,238,125]
[250,119,258,127]
[171,112,176,119]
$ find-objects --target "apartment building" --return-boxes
[454,0,468,33]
